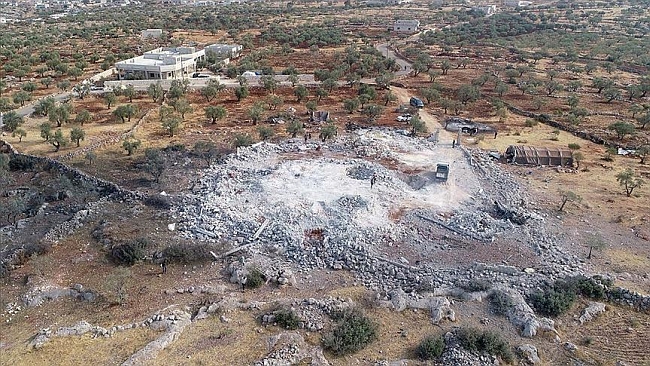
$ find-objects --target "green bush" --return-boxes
[417,334,445,360]
[488,290,513,316]
[568,143,581,150]
[245,267,266,289]
[143,195,172,210]
[162,243,214,264]
[8,155,35,171]
[322,308,378,355]
[567,275,609,300]
[108,238,149,266]
[524,119,538,127]
[527,279,576,317]
[273,308,302,330]
[233,133,253,148]
[460,278,492,292]
[456,327,513,363]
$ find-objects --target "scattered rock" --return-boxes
[578,302,606,324]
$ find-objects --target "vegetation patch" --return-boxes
[322,308,378,356]
[162,243,215,264]
[416,334,445,360]
[108,237,150,266]
[273,307,302,330]
[244,267,266,289]
[460,278,492,292]
[456,327,513,363]
[488,290,513,316]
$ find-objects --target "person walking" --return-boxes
[161,258,168,274]
[370,174,377,189]
[452,139,456,148]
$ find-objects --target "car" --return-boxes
[192,73,213,78]
[410,97,424,108]
[396,114,413,122]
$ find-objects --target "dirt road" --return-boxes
[390,86,456,144]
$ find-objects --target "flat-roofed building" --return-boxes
[204,44,243,59]
[115,46,205,80]
[393,19,420,33]
[141,29,163,39]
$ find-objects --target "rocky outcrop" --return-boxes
[255,332,330,366]
[121,310,192,366]
[516,344,541,365]
[578,302,606,324]
[498,288,556,338]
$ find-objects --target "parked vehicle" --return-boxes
[435,163,449,181]
[410,97,424,108]
[396,114,413,122]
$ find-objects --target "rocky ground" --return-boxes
[174,128,586,296]
[1,126,649,365]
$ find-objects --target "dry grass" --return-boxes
[1,328,157,366]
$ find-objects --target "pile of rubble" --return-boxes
[173,129,585,296]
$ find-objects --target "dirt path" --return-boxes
[390,86,456,144]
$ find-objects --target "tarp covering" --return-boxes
[505,145,573,167]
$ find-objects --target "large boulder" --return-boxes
[578,302,606,324]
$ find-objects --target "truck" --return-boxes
[435,163,449,181]
[410,97,424,108]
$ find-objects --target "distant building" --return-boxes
[115,46,205,80]
[393,19,420,33]
[141,29,163,39]
[204,44,243,59]
[504,0,531,6]
[473,5,497,16]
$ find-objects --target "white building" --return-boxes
[141,29,163,39]
[115,46,205,80]
[393,19,420,33]
[504,0,531,6]
[204,44,243,59]
[473,5,497,16]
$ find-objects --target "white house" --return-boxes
[204,44,243,59]
[393,20,420,33]
[504,0,531,6]
[141,29,163,39]
[115,46,205,80]
[473,5,497,16]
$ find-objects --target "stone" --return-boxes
[517,344,541,364]
[564,342,578,352]
[578,302,606,324]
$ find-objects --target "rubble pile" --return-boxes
[174,129,586,296]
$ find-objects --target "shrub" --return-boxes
[162,243,214,264]
[527,279,576,317]
[566,275,608,300]
[9,155,35,171]
[568,143,581,150]
[245,267,266,289]
[524,118,538,127]
[488,290,513,315]
[322,308,378,355]
[417,334,445,360]
[273,307,302,330]
[164,143,186,152]
[456,328,513,363]
[233,133,253,148]
[108,238,149,266]
[460,278,492,292]
[143,195,172,210]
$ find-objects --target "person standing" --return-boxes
[370,174,377,189]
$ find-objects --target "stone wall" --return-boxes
[505,104,622,148]
[1,139,143,201]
